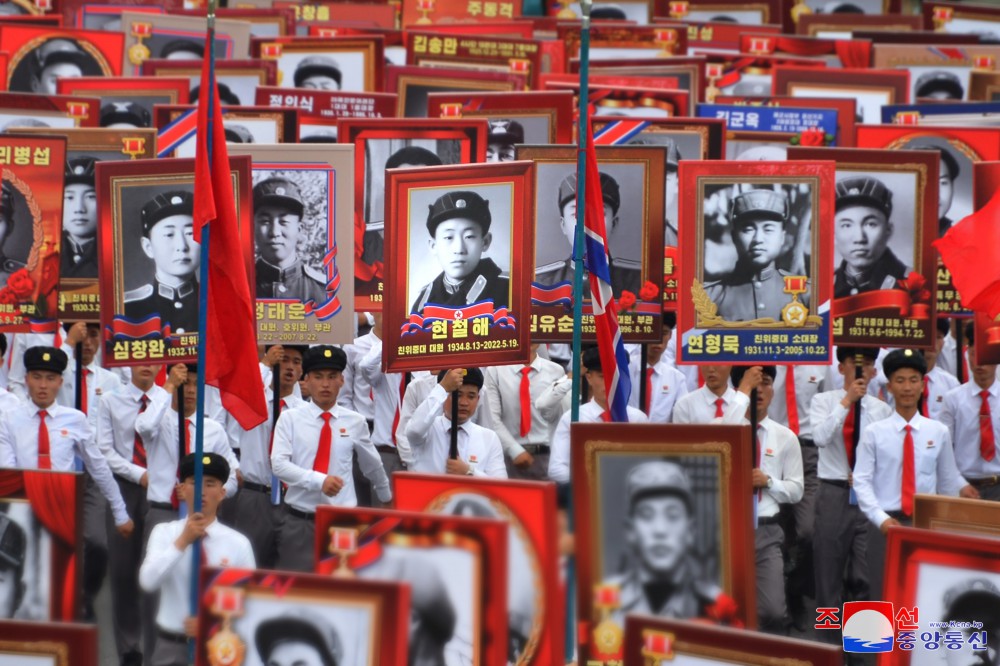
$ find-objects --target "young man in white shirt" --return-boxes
[271,345,391,572]
[869,320,960,419]
[139,452,255,666]
[732,365,803,634]
[406,367,507,478]
[548,346,648,484]
[940,324,1000,501]
[853,348,977,600]
[629,328,689,423]
[671,364,760,425]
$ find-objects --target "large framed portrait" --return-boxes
[406,32,540,89]
[0,134,66,331]
[382,160,534,372]
[781,0,900,32]
[0,25,123,94]
[773,65,911,125]
[872,44,1000,103]
[696,51,826,102]
[61,0,171,32]
[312,506,509,666]
[196,567,410,666]
[0,470,83,623]
[386,64,527,118]
[56,76,189,128]
[96,157,254,366]
[676,160,834,365]
[796,13,921,37]
[228,144,356,346]
[583,58,707,116]
[883,526,1000,666]
[972,161,1000,367]
[913,493,1000,539]
[715,94,859,147]
[427,90,576,145]
[0,92,99,130]
[141,58,278,108]
[571,424,757,665]
[924,1,1000,41]
[656,0,782,25]
[546,82,689,119]
[516,143,666,343]
[251,36,384,93]
[0,620,97,665]
[337,117,488,311]
[5,126,156,323]
[152,104,299,159]
[394,474,563,666]
[624,616,842,666]
[119,12,252,77]
[254,87,398,137]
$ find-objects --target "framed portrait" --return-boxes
[312,506,509,666]
[871,44,1000,103]
[592,116,724,311]
[516,143,665,343]
[571,424,757,665]
[302,7,400,33]
[695,51,826,102]
[653,20,782,51]
[0,92,98,130]
[924,2,1000,41]
[855,126,1000,317]
[553,0,655,22]
[56,76,189,128]
[781,0,900,31]
[152,104,299,158]
[337,117,488,311]
[773,66,911,125]
[0,470,83,623]
[400,0,521,27]
[255,87,398,133]
[386,64,527,118]
[394,473,564,666]
[0,620,96,665]
[0,134,66,331]
[972,161,1000,366]
[0,25,123,95]
[796,12,921,37]
[714,94,859,147]
[141,58,278,108]
[119,11,253,77]
[737,33,872,69]
[880,102,1000,128]
[5,126,156,323]
[60,0,170,31]
[882,527,1000,665]
[970,70,1000,102]
[582,58,707,116]
[196,567,410,666]
[227,144,356,346]
[251,36,384,93]
[406,32,542,90]
[175,7,295,38]
[676,160,834,365]
[624,616,843,666]
[912,493,1000,539]
[558,25,686,61]
[382,160,534,372]
[656,0,782,24]
[427,90,576,144]
[96,156,254,366]
[547,82,688,119]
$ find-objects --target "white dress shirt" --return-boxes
[810,390,893,480]
[0,387,19,415]
[395,374,493,466]
[671,385,750,425]
[57,348,123,428]
[271,402,391,512]
[96,383,169,484]
[405,384,507,478]
[139,518,255,633]
[873,365,959,420]
[548,400,649,483]
[853,412,966,527]
[341,335,375,419]
[484,355,567,458]
[628,358,690,423]
[135,392,239,504]
[0,401,129,525]
[358,336,405,448]
[226,391,305,487]
[767,365,829,439]
[752,417,804,518]
[939,380,1000,479]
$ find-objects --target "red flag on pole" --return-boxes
[934,188,1000,319]
[193,54,268,430]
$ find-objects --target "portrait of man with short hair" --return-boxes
[294,55,341,91]
[486,119,523,163]
[61,157,99,279]
[0,181,26,286]
[254,611,342,666]
[17,38,102,95]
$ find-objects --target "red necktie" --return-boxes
[645,368,655,415]
[698,368,705,388]
[391,375,406,446]
[980,390,996,462]
[132,395,149,468]
[519,367,532,437]
[81,369,90,415]
[714,398,725,419]
[756,425,764,501]
[785,369,799,435]
[920,377,930,418]
[37,409,51,470]
[902,424,915,517]
[843,403,856,468]
[268,399,288,456]
[185,420,193,455]
[313,412,333,473]
[600,410,612,422]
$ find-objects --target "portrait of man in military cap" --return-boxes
[252,174,328,304]
[61,157,99,279]
[904,140,968,237]
[908,567,1000,666]
[486,119,523,163]
[13,38,103,95]
[99,101,152,129]
[0,180,29,287]
[253,611,343,666]
[278,49,370,93]
[626,132,695,248]
[913,69,966,101]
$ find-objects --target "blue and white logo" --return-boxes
[843,601,895,653]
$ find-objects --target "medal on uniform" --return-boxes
[206,587,246,666]
[591,583,624,660]
[780,275,809,327]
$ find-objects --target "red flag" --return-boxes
[934,188,1000,319]
[193,54,268,430]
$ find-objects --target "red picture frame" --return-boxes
[254,86,398,125]
[400,0,521,28]
[251,35,386,94]
[0,620,97,664]
[141,58,278,108]
[152,104,299,158]
[386,64,528,117]
[0,91,99,128]
[406,31,543,89]
[57,76,189,109]
[557,24,687,61]
[427,90,575,143]
[714,94,858,148]
[738,32,872,69]
[0,25,124,93]
[394,473,564,666]
[656,0,783,25]
[796,13,921,36]
[773,66,911,125]
[312,506,509,666]
[972,161,1000,365]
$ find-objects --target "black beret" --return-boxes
[253,178,303,217]
[882,348,927,378]
[0,513,25,571]
[159,40,203,59]
[385,146,442,169]
[303,346,347,374]
[64,157,96,187]
[426,190,491,236]
[435,367,484,390]
[294,55,341,88]
[178,452,230,483]
[255,611,341,666]
[24,346,67,374]
[835,176,893,219]
[836,346,880,363]
[558,172,620,216]
[141,191,194,235]
[100,102,150,128]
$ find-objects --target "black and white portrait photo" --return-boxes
[485,118,533,163]
[118,182,199,334]
[679,8,766,23]
[597,457,724,627]
[407,184,512,315]
[0,178,32,288]
[189,73,262,107]
[532,161,647,298]
[9,38,106,95]
[788,83,891,125]
[0,501,51,622]
[727,141,788,162]
[175,118,278,158]
[299,125,338,143]
[938,16,1000,42]
[701,182,813,322]
[832,171,917,298]
[278,50,369,92]
[626,131,703,248]
[912,68,968,101]
[251,169,330,304]
[61,156,99,280]
[900,137,972,237]
[0,114,73,132]
[99,101,153,129]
